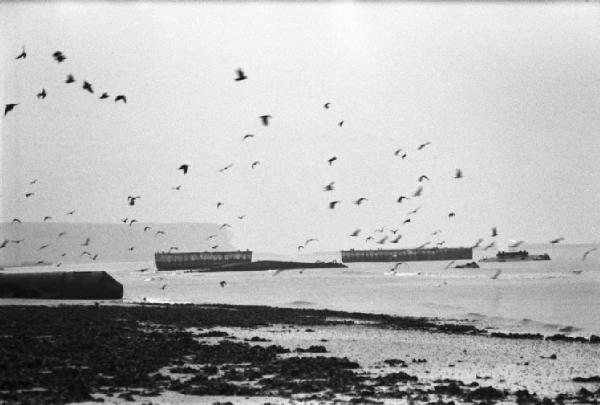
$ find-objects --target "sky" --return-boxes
[1,1,600,254]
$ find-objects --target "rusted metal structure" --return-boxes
[341,247,472,263]
[155,250,252,271]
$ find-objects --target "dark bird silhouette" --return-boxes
[121,217,128,223]
[235,69,247,81]
[390,229,399,234]
[260,115,272,126]
[144,226,152,232]
[66,210,76,215]
[582,247,598,261]
[15,47,26,59]
[251,161,260,169]
[237,215,246,220]
[297,245,304,251]
[172,185,181,190]
[216,202,224,209]
[397,196,409,203]
[0,240,8,248]
[127,196,141,206]
[128,246,135,251]
[242,134,254,141]
[38,244,49,250]
[366,236,374,242]
[353,198,367,206]
[416,241,431,249]
[338,121,344,127]
[413,186,423,197]
[219,164,233,172]
[11,239,24,244]
[37,89,47,99]
[36,261,45,265]
[206,235,217,240]
[403,219,411,224]
[323,182,335,191]
[448,212,455,218]
[210,245,219,250]
[168,246,179,252]
[82,81,94,93]
[418,175,429,182]
[454,169,463,179]
[129,219,138,227]
[43,216,52,222]
[4,104,18,116]
[394,149,402,156]
[350,229,361,237]
[550,237,564,244]
[57,232,66,239]
[329,200,341,209]
[374,227,385,233]
[444,261,455,269]
[390,235,402,243]
[65,74,75,83]
[99,92,109,99]
[161,284,167,290]
[324,102,331,109]
[491,227,498,237]
[178,164,189,174]
[401,153,407,159]
[220,223,231,230]
[81,238,90,246]
[11,218,22,224]
[115,95,127,103]
[377,236,389,245]
[484,242,496,250]
[472,238,484,248]
[30,179,38,185]
[220,281,227,288]
[417,142,431,150]
[408,206,421,215]
[60,252,66,256]
[52,51,66,62]
[155,230,165,236]
[92,254,98,261]
[305,238,318,246]
[328,156,337,165]
[432,229,442,235]
[25,192,34,198]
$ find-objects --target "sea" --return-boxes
[2,244,599,338]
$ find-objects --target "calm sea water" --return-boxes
[2,245,599,337]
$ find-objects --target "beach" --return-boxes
[1,304,599,405]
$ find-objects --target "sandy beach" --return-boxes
[1,304,599,405]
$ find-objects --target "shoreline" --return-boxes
[1,304,599,404]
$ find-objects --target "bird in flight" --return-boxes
[66,210,76,215]
[297,245,304,251]
[65,74,75,83]
[242,134,254,142]
[0,240,8,248]
[329,200,341,209]
[99,92,110,100]
[220,281,227,288]
[219,164,233,172]
[115,95,127,103]
[161,284,167,290]
[418,175,429,182]
[374,227,385,233]
[129,219,138,227]
[305,238,318,246]
[57,232,66,239]
[444,261,455,269]
[407,206,421,215]
[490,269,502,280]
[43,216,52,222]
[324,102,331,109]
[81,238,91,246]
[354,197,368,205]
[210,245,219,250]
[127,196,141,206]
[220,223,231,230]
[394,149,403,156]
[390,229,399,234]
[37,89,47,99]
[390,235,402,243]
[144,226,152,232]
[431,230,442,236]
[403,219,411,224]
[12,218,22,224]
[472,238,484,248]
[82,81,94,93]
[121,217,129,223]
[172,185,181,191]
[128,246,135,251]
[237,215,246,220]
[15,46,26,59]
[377,236,389,245]
[417,142,431,150]
[206,234,217,240]
[4,104,18,116]
[168,246,179,252]
[328,156,337,166]
[416,241,431,249]
[413,186,423,197]
[235,69,247,81]
[52,51,66,63]
[155,230,165,236]
[454,169,463,179]
[350,229,361,237]
[323,182,335,191]
[508,240,524,248]
[397,196,409,203]
[448,212,455,218]
[550,237,564,244]
[260,115,272,126]
[366,236,374,242]
[491,227,498,237]
[25,192,35,198]
[251,161,260,169]
[178,164,189,174]
[338,121,344,127]
[484,241,496,250]
[38,244,49,250]
[582,247,598,261]
[216,202,224,209]
[30,179,38,185]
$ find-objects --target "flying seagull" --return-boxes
[582,247,598,261]
[216,202,224,209]
[390,235,402,243]
[251,161,260,169]
[237,215,246,220]
[403,219,411,224]
[418,175,429,182]
[52,51,66,62]
[82,81,94,93]
[413,186,423,197]
[144,226,152,232]
[323,182,335,191]
[43,216,52,222]
[366,236,374,242]
[324,102,331,109]
[219,164,233,172]
[99,92,110,99]
[37,89,47,99]
[4,104,18,116]
[129,219,138,227]
[12,218,22,224]
[297,245,304,251]
[490,269,502,280]
[472,238,484,248]
[66,210,76,215]
[127,196,141,206]
[38,244,49,250]
[508,240,524,248]
[121,217,128,223]
[260,115,272,126]
[484,242,496,250]
[448,212,455,218]
[155,230,165,236]
[394,149,403,156]
[338,121,344,127]
[491,227,498,237]
[220,223,231,230]
[397,196,409,203]
[178,164,189,174]
[242,134,254,141]
[0,240,8,248]
[328,156,337,165]
[25,193,34,198]
[220,281,227,288]
[234,69,247,81]
[354,197,368,205]
[444,261,455,269]
[454,169,463,179]
[115,95,127,103]
[350,229,361,237]
[417,142,431,150]
[57,232,66,239]
[81,238,90,246]
[305,238,318,246]
[376,236,389,245]
[172,185,181,190]
[329,200,341,209]
[65,74,75,84]
[30,179,38,185]
[15,46,26,59]
[550,237,564,244]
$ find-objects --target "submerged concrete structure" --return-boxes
[0,271,123,299]
[341,247,472,263]
[155,250,252,271]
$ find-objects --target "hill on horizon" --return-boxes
[0,222,235,267]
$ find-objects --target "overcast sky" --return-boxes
[1,1,599,254]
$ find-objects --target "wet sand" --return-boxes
[1,304,599,404]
